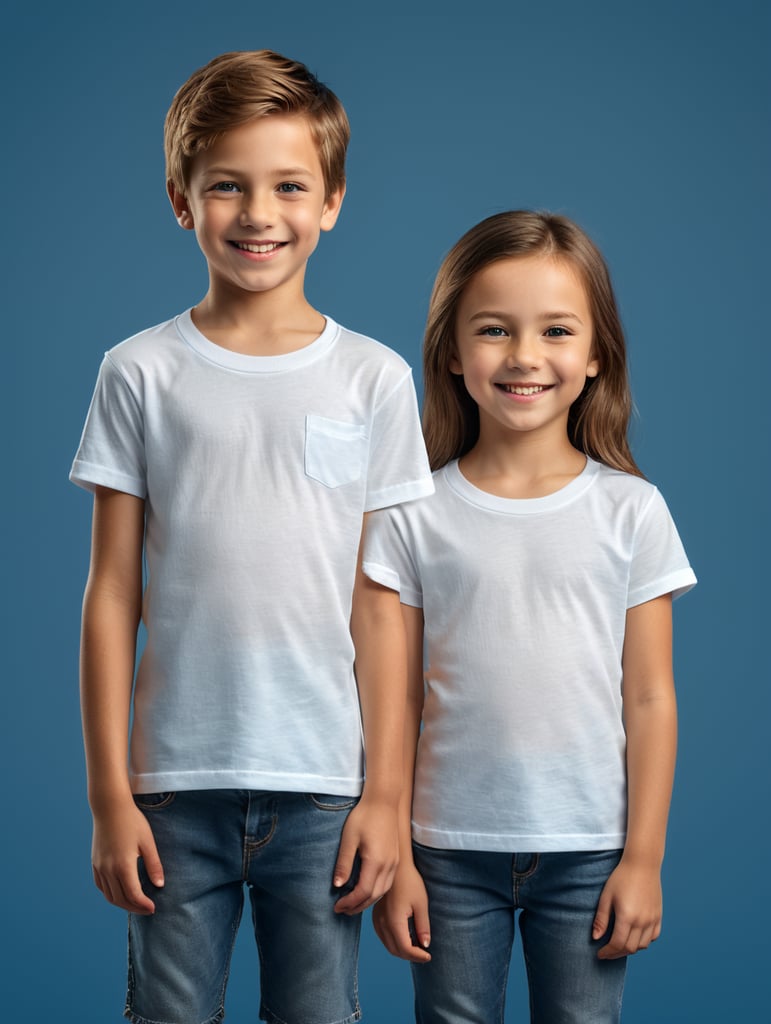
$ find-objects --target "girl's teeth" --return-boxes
[504,385,544,395]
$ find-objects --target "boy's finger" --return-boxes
[411,904,431,953]
[334,859,377,914]
[141,847,165,889]
[592,892,611,940]
[332,837,357,889]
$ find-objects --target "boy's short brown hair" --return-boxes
[164,50,350,199]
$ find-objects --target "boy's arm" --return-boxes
[594,593,677,959]
[372,602,432,962]
[80,485,163,915]
[332,516,404,915]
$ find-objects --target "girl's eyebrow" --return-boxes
[467,309,585,325]
[539,311,585,325]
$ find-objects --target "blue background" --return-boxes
[4,0,769,1020]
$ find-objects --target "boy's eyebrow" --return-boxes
[201,164,318,178]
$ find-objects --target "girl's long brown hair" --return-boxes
[423,211,642,477]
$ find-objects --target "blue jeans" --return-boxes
[411,844,627,1024]
[126,789,362,1024]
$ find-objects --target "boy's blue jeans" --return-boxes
[411,844,627,1024]
[125,789,362,1024]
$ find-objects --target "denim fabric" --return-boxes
[125,789,362,1024]
[411,845,627,1024]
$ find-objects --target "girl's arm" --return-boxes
[594,592,677,959]
[80,485,163,915]
[372,602,432,962]
[333,516,405,915]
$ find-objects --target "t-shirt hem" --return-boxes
[130,770,364,796]
[365,477,434,513]
[412,823,626,853]
[70,460,146,498]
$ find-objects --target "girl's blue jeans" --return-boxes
[411,844,627,1024]
[125,789,362,1024]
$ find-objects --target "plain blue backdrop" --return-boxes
[4,1,769,1020]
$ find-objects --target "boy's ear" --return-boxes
[320,185,346,232]
[167,180,195,230]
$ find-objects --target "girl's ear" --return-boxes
[449,351,464,375]
[586,356,600,379]
[167,181,195,230]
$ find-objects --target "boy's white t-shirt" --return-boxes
[363,458,696,852]
[71,311,433,795]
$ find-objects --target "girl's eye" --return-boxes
[545,326,570,338]
[277,182,303,193]
[211,181,240,193]
[480,326,507,338]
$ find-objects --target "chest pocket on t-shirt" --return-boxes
[305,414,368,488]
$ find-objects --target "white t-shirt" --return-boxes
[363,458,696,852]
[71,311,433,795]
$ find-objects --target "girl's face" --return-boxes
[451,255,599,447]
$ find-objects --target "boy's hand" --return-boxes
[91,800,164,915]
[332,797,399,915]
[593,857,663,959]
[373,861,431,963]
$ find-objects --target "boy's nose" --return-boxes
[239,192,275,229]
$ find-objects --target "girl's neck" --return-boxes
[459,433,588,500]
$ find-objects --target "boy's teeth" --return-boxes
[503,384,545,395]
[236,242,281,253]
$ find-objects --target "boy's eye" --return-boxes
[211,181,240,193]
[277,182,303,193]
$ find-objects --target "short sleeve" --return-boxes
[363,505,424,607]
[627,488,697,608]
[364,369,433,511]
[69,354,147,497]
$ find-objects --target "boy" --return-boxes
[71,50,433,1024]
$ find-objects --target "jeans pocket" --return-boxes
[134,792,176,810]
[304,415,368,488]
[307,793,359,811]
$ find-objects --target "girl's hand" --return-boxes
[372,861,431,963]
[593,857,662,959]
[332,796,400,916]
[91,799,164,915]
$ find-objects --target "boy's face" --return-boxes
[169,114,344,304]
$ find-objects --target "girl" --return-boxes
[365,211,696,1023]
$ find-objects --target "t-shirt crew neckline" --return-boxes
[175,308,339,374]
[446,455,601,515]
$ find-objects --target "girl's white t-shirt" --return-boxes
[71,311,433,795]
[363,458,696,852]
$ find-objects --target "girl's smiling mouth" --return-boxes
[495,383,553,396]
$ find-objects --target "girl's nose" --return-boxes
[506,336,541,370]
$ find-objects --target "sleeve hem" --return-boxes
[365,476,434,513]
[362,560,423,608]
[627,568,697,608]
[69,460,147,499]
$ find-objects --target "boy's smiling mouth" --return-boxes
[231,241,287,254]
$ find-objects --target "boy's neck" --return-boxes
[190,286,326,357]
